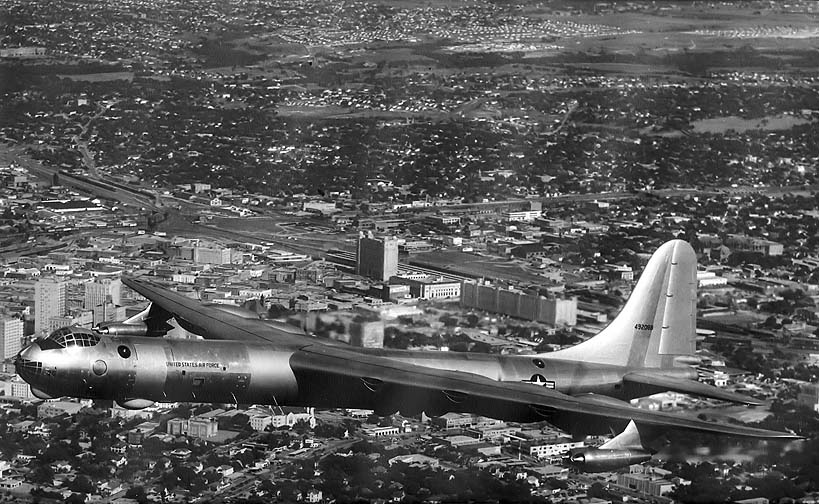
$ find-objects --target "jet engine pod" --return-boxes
[116,398,155,410]
[569,448,652,472]
[31,387,56,400]
[96,323,148,336]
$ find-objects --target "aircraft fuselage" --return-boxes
[17,333,695,413]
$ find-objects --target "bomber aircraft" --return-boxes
[16,240,801,471]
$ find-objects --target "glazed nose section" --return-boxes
[15,343,45,383]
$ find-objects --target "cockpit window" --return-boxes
[42,327,100,349]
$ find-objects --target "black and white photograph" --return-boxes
[0,0,818,502]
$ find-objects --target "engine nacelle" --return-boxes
[569,448,652,472]
[117,398,155,410]
[31,387,56,400]
[96,323,148,336]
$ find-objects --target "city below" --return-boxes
[1,0,819,503]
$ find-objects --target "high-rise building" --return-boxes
[34,277,67,336]
[48,310,93,333]
[193,245,232,265]
[84,277,122,310]
[356,233,399,282]
[0,318,23,360]
[92,302,126,326]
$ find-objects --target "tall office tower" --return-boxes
[34,277,67,336]
[0,317,23,360]
[356,233,399,282]
[84,277,122,310]
[92,302,126,326]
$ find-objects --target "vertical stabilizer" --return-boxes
[542,240,697,368]
[600,420,644,450]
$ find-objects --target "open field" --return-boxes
[56,71,135,82]
[692,114,814,134]
[410,250,557,285]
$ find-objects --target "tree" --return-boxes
[231,412,250,430]
[28,464,54,485]
[160,470,178,491]
[125,485,146,501]
[143,436,165,455]
[65,493,87,504]
[67,475,94,494]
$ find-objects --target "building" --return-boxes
[170,448,192,460]
[798,383,819,413]
[600,264,633,281]
[505,210,542,222]
[84,278,122,310]
[248,407,316,431]
[430,413,502,429]
[356,233,399,282]
[166,416,218,439]
[388,454,440,469]
[529,464,569,480]
[0,479,22,491]
[391,274,462,300]
[726,235,784,256]
[361,425,400,437]
[0,317,23,360]
[35,277,67,336]
[37,401,85,418]
[303,201,338,215]
[442,435,482,448]
[188,417,218,438]
[425,215,460,228]
[616,466,675,497]
[305,488,323,504]
[511,436,585,460]
[47,309,93,333]
[92,302,126,326]
[697,271,728,288]
[349,318,385,348]
[195,245,234,265]
[431,413,477,429]
[465,424,521,443]
[169,244,235,265]
[4,376,33,399]
[0,46,46,57]
[461,281,577,326]
[110,403,154,420]
[167,418,187,436]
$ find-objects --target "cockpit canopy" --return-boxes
[39,326,100,351]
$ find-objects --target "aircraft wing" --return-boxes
[623,371,763,406]
[122,277,308,347]
[290,344,800,440]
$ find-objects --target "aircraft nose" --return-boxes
[15,343,45,383]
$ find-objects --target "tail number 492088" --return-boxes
[634,323,654,331]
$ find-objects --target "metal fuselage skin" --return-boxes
[16,335,694,410]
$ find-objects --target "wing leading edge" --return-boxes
[122,277,308,347]
[290,344,800,440]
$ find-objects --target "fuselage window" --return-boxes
[117,345,132,359]
[45,327,100,348]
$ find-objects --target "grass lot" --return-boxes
[56,71,135,82]
[692,115,813,134]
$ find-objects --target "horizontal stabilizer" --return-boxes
[623,372,762,406]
